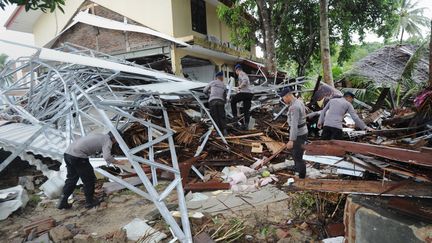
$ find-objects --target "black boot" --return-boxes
[83,182,100,209]
[85,197,100,209]
[57,195,72,209]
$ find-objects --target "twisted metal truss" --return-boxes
[0,41,193,242]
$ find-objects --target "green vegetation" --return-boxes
[0,0,64,12]
[28,194,41,207]
[394,0,430,43]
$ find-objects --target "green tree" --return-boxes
[277,1,320,77]
[218,0,399,77]
[217,0,289,74]
[0,0,64,12]
[394,0,430,44]
[320,0,333,86]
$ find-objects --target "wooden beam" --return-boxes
[303,140,432,167]
[284,179,432,198]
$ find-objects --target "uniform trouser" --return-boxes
[293,134,307,178]
[209,99,226,132]
[321,126,343,140]
[231,92,253,126]
[62,153,96,203]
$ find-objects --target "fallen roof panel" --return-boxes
[0,123,67,161]
[38,48,187,82]
[125,81,207,94]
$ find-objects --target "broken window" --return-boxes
[191,0,207,35]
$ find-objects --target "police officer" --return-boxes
[231,64,253,130]
[279,87,308,178]
[57,131,124,209]
[318,91,373,140]
[203,71,227,135]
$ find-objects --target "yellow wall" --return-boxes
[206,3,230,43]
[171,0,231,43]
[33,0,175,46]
[92,0,174,35]
[33,0,85,46]
[171,0,193,38]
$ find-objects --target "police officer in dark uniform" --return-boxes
[279,87,308,178]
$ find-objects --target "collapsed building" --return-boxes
[4,0,279,83]
[1,1,432,243]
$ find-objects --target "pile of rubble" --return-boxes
[0,41,431,242]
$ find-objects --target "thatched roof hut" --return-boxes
[346,44,429,86]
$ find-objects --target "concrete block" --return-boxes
[344,195,432,243]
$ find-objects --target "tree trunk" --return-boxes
[256,0,277,74]
[297,63,306,77]
[400,28,405,44]
[429,20,432,87]
[319,0,334,87]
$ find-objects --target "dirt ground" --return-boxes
[0,179,330,242]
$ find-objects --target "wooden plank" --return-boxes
[260,135,285,154]
[283,179,432,198]
[303,140,432,167]
[23,217,55,235]
[218,132,264,139]
[184,181,230,192]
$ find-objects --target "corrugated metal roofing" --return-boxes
[0,123,67,161]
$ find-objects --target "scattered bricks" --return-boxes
[49,225,73,242]
[23,217,56,236]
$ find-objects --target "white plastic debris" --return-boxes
[123,218,167,242]
[258,174,278,187]
[285,178,295,186]
[40,174,65,199]
[221,166,254,186]
[0,185,29,220]
[171,211,204,219]
[322,236,344,243]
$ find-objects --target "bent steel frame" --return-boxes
[0,41,193,242]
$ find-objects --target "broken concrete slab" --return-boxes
[122,218,167,242]
[187,186,289,214]
[49,225,73,242]
[344,195,432,243]
[26,232,50,243]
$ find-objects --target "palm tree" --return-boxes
[395,0,430,44]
